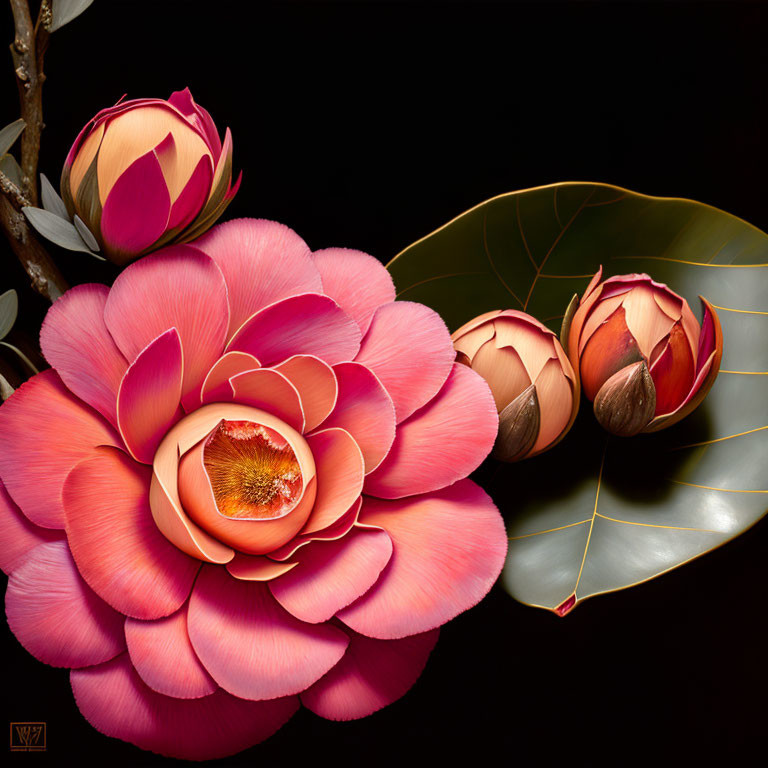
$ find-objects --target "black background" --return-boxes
[2,1,768,766]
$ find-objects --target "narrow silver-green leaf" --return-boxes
[0,120,25,158]
[22,206,95,255]
[0,290,18,340]
[388,182,768,615]
[0,154,24,188]
[40,173,70,220]
[0,373,14,401]
[49,0,95,32]
[73,214,102,256]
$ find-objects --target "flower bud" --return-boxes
[60,88,241,264]
[453,310,578,461]
[565,268,723,435]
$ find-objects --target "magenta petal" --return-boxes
[71,654,299,761]
[117,329,183,464]
[227,293,362,367]
[167,154,213,231]
[270,526,393,624]
[365,363,497,498]
[0,481,62,574]
[337,480,507,639]
[318,362,396,474]
[103,246,229,410]
[196,219,322,339]
[0,370,122,529]
[355,301,455,422]
[5,540,125,667]
[63,448,200,620]
[40,284,128,426]
[696,301,717,375]
[100,148,171,257]
[313,248,396,335]
[125,602,216,699]
[302,627,439,721]
[188,565,349,700]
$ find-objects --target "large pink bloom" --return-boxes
[0,219,506,761]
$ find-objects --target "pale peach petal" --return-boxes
[274,355,338,433]
[452,322,495,363]
[226,553,298,582]
[200,351,260,405]
[621,284,676,358]
[230,368,305,433]
[493,317,555,382]
[531,358,573,454]
[470,340,531,412]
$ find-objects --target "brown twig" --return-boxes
[2,0,68,301]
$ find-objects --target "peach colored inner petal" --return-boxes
[97,107,211,203]
[492,317,555,383]
[470,340,531,412]
[531,358,573,454]
[452,322,495,363]
[200,351,261,405]
[203,420,304,521]
[620,285,677,359]
[69,122,105,200]
[578,293,626,354]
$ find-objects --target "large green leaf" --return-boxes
[387,182,768,614]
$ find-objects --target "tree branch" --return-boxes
[4,0,68,301]
[0,193,65,301]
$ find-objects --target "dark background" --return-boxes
[2,1,768,766]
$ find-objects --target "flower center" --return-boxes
[203,419,303,520]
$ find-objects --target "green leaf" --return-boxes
[22,206,103,259]
[0,289,18,340]
[0,154,24,188]
[0,120,25,158]
[49,0,95,32]
[40,173,70,220]
[387,182,768,615]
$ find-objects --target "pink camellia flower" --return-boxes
[566,267,723,436]
[60,88,240,264]
[452,310,579,462]
[0,220,506,761]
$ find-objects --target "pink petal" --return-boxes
[100,147,171,258]
[195,219,322,339]
[0,370,121,529]
[5,540,125,667]
[337,480,507,639]
[200,350,261,404]
[0,480,62,574]
[364,363,497,499]
[71,654,299,761]
[303,428,364,534]
[355,301,455,422]
[63,448,200,620]
[187,565,349,700]
[103,245,229,410]
[302,627,439,720]
[312,247,396,335]
[227,293,361,367]
[167,88,222,156]
[318,362,396,473]
[230,368,305,433]
[167,153,213,231]
[649,320,695,416]
[125,603,216,699]
[117,329,183,464]
[227,554,298,582]
[40,284,128,426]
[274,355,338,432]
[270,526,393,624]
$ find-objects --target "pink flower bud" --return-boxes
[452,310,579,461]
[60,88,241,264]
[565,267,723,435]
